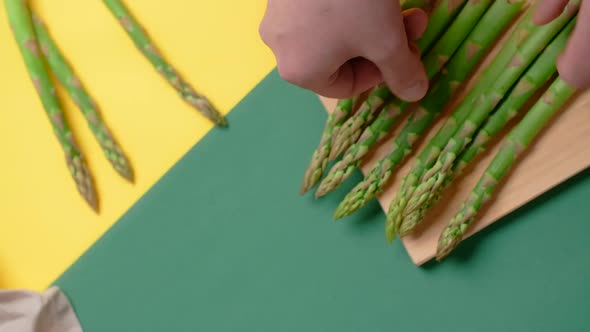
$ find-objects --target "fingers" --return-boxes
[533,0,570,25]
[557,1,590,88]
[315,58,383,98]
[403,8,429,41]
[259,0,429,100]
[316,8,429,99]
[367,35,428,102]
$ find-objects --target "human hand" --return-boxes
[258,0,429,101]
[534,0,590,88]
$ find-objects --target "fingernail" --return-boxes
[401,79,427,101]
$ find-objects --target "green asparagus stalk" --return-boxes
[415,0,468,53]
[397,16,577,237]
[328,84,391,161]
[384,14,532,240]
[31,13,134,182]
[5,0,98,211]
[300,0,437,193]
[453,22,570,177]
[321,0,432,153]
[421,19,570,219]
[400,0,429,11]
[103,0,226,127]
[300,98,357,194]
[436,77,576,260]
[385,3,578,240]
[333,0,527,219]
[328,0,467,162]
[315,0,493,198]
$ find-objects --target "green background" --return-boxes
[56,70,590,331]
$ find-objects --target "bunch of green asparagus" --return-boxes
[301,0,580,260]
[5,0,226,212]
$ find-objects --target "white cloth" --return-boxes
[0,287,83,332]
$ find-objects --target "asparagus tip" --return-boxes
[118,166,135,184]
[314,190,325,199]
[67,154,99,213]
[385,223,396,244]
[314,183,330,198]
[332,206,347,220]
[299,182,310,195]
[435,237,461,261]
[86,192,99,213]
[79,179,99,213]
[398,217,418,237]
[216,117,228,128]
[300,158,324,195]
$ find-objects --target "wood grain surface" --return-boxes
[317,5,590,265]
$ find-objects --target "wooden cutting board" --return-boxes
[318,7,590,265]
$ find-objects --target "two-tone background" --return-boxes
[2,1,589,331]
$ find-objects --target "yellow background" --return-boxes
[0,0,275,290]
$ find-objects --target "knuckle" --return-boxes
[373,39,407,63]
[277,60,311,87]
[258,20,272,44]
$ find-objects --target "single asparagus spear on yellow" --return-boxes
[103,0,227,127]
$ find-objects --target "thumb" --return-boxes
[367,16,428,102]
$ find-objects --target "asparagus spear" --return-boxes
[329,84,391,161]
[422,19,570,217]
[300,98,357,194]
[315,0,493,197]
[453,22,570,177]
[415,0,468,53]
[102,0,226,127]
[300,0,437,193]
[424,12,575,212]
[328,0,467,162]
[385,3,577,240]
[400,0,429,11]
[436,77,576,260]
[5,0,98,211]
[31,13,134,182]
[333,0,527,219]
[397,16,577,236]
